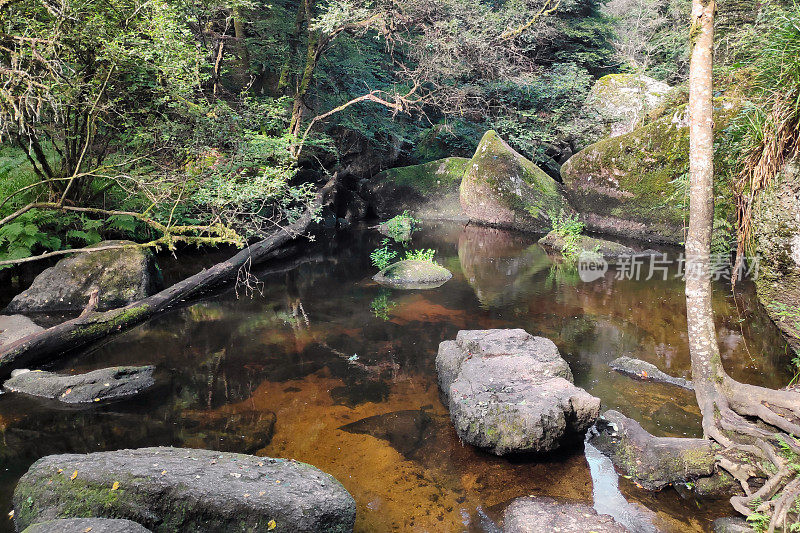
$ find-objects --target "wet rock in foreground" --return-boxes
[436,329,600,455]
[14,447,356,533]
[608,356,694,390]
[22,518,152,533]
[502,496,628,532]
[4,366,155,404]
[589,410,715,490]
[713,517,755,533]
[372,259,452,289]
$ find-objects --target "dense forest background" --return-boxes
[0,0,798,263]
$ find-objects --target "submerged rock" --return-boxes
[608,357,694,390]
[5,241,162,313]
[436,329,600,455]
[13,447,356,533]
[589,410,715,490]
[372,259,452,289]
[586,73,672,138]
[3,366,155,404]
[460,131,573,233]
[0,315,44,348]
[561,101,738,244]
[361,157,470,220]
[538,231,649,261]
[502,496,628,533]
[22,518,152,533]
[753,157,800,355]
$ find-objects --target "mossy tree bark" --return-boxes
[687,2,800,529]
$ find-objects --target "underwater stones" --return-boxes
[3,366,155,404]
[460,131,574,233]
[589,410,716,490]
[752,157,800,354]
[22,518,152,533]
[502,496,629,533]
[608,357,694,390]
[0,315,44,348]
[436,329,600,455]
[6,241,162,313]
[372,259,452,289]
[361,157,469,220]
[586,73,671,137]
[13,447,356,533]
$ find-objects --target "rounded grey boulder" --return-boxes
[14,447,356,533]
[436,329,600,455]
[23,518,152,533]
[0,315,44,348]
[5,241,161,313]
[372,259,452,289]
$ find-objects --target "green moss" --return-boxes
[376,157,469,194]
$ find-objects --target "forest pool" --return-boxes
[0,222,793,532]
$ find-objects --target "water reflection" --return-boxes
[0,223,792,532]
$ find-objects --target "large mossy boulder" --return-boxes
[752,158,800,354]
[360,157,469,220]
[586,73,672,138]
[589,410,716,490]
[437,329,600,455]
[562,100,738,244]
[13,447,356,533]
[372,259,452,290]
[6,241,161,313]
[460,131,574,233]
[503,497,628,533]
[538,231,649,261]
[4,366,155,404]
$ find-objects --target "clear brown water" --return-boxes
[0,223,794,532]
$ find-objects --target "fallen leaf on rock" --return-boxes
[84,527,93,532]
[161,470,167,475]
[70,470,78,480]
[8,510,14,519]
[61,388,72,397]
[111,481,119,491]
[267,519,276,530]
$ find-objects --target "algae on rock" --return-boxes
[460,131,574,233]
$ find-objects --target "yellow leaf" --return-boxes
[8,510,14,519]
[84,527,93,532]
[161,470,167,476]
[70,470,78,481]
[111,481,119,491]
[267,519,276,530]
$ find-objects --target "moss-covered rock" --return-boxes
[13,447,356,533]
[372,259,452,290]
[586,73,672,137]
[538,231,647,261]
[5,241,162,313]
[360,157,469,220]
[460,131,574,233]
[753,158,800,354]
[589,410,716,490]
[23,518,151,533]
[562,100,738,244]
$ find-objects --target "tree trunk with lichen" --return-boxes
[687,2,800,529]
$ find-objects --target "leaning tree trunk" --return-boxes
[0,176,337,377]
[686,2,800,529]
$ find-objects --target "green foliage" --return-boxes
[547,208,585,261]
[403,248,436,263]
[384,211,419,242]
[370,239,398,270]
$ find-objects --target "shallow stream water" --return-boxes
[0,223,793,532]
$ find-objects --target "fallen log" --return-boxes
[0,177,337,377]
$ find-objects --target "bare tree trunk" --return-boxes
[686,0,723,441]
